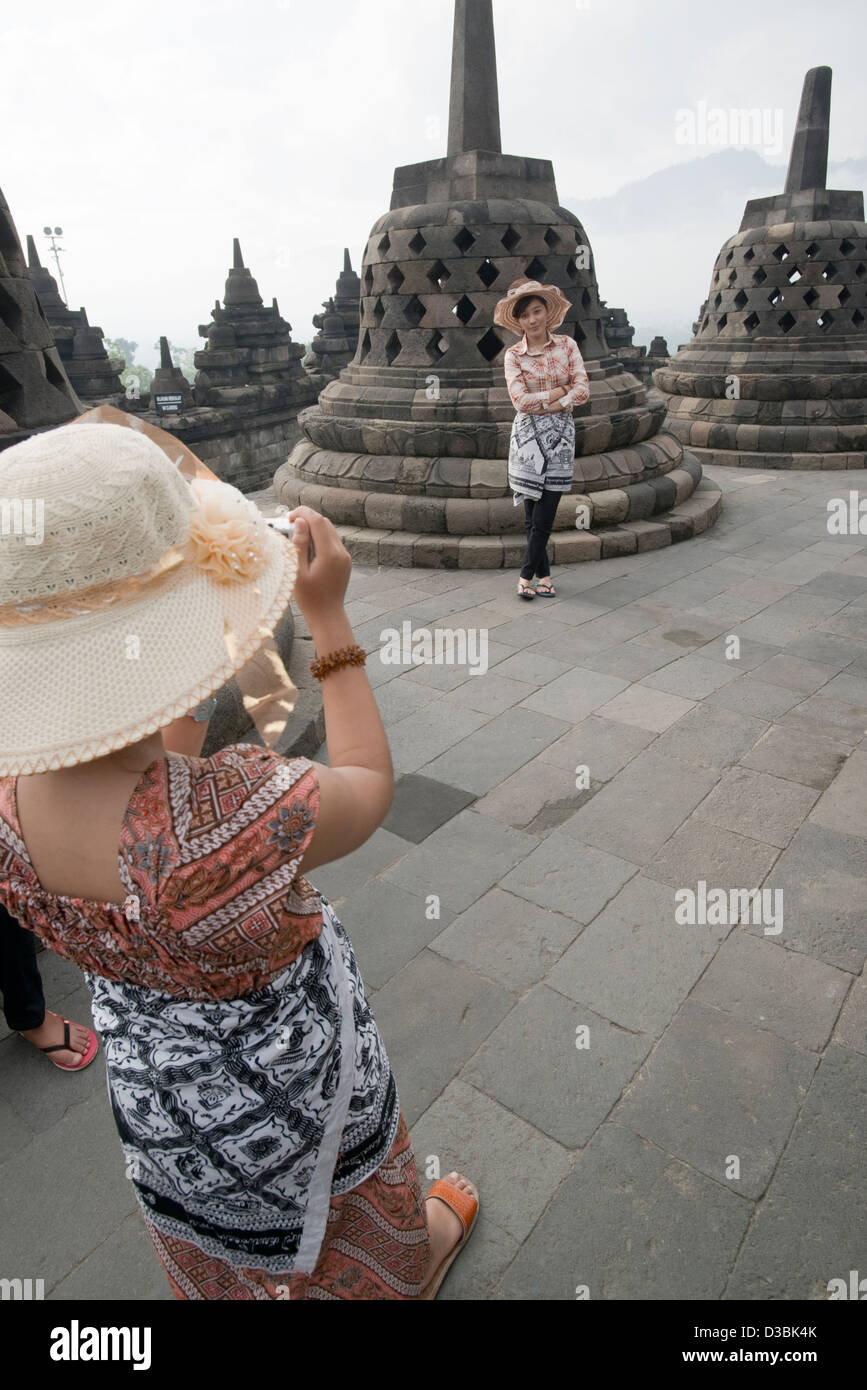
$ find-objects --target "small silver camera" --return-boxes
[266,514,295,540]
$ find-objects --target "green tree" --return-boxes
[119,364,153,400]
[104,337,137,366]
[154,340,196,385]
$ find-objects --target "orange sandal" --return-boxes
[417,1175,480,1300]
[21,1011,99,1072]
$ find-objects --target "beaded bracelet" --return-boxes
[310,644,367,681]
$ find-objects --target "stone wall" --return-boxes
[158,410,307,494]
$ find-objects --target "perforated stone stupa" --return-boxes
[0,187,80,450]
[275,0,719,566]
[26,235,124,403]
[656,67,867,469]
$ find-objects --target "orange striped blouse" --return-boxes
[503,332,591,415]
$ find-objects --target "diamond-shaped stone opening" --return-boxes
[453,295,476,325]
[772,244,789,262]
[573,323,586,346]
[805,242,821,259]
[476,259,499,288]
[725,249,734,265]
[839,287,852,305]
[743,247,755,262]
[817,310,834,330]
[803,288,819,308]
[778,311,796,333]
[566,257,578,279]
[840,238,855,256]
[453,227,476,254]
[717,313,728,332]
[752,267,768,285]
[744,311,760,332]
[734,290,748,309]
[477,327,504,362]
[408,231,427,255]
[581,289,592,311]
[855,263,866,278]
[378,233,391,255]
[425,332,447,363]
[387,265,405,291]
[359,328,372,360]
[385,330,401,365]
[364,267,374,293]
[404,294,425,327]
[544,228,561,249]
[786,265,802,284]
[372,297,385,324]
[428,260,451,288]
[701,315,710,331]
[728,269,738,285]
[525,257,547,280]
[822,263,838,281]
[853,309,865,327]
[501,225,521,252]
[713,292,723,309]
[713,271,720,285]
[768,288,783,306]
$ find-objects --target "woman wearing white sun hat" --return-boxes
[0,419,478,1300]
[494,276,591,599]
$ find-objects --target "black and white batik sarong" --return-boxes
[508,409,576,506]
[85,894,399,1276]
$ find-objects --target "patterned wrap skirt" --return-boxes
[86,894,431,1299]
[508,409,576,506]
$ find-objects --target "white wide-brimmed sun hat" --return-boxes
[492,277,573,337]
[0,420,298,775]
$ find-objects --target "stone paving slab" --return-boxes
[381,773,476,843]
[429,888,580,993]
[382,808,538,912]
[693,765,820,848]
[499,832,638,924]
[750,823,867,972]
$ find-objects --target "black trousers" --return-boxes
[0,902,45,1031]
[521,488,562,581]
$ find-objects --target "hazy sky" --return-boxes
[3,0,866,368]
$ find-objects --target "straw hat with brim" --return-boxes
[492,278,573,338]
[0,421,298,776]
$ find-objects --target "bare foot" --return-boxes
[19,1011,92,1068]
[423,1171,476,1278]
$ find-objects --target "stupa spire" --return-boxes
[447,0,501,156]
[26,234,41,268]
[784,65,831,194]
[233,237,245,269]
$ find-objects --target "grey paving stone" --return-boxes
[643,652,742,700]
[580,641,678,681]
[518,667,628,723]
[694,633,783,670]
[464,984,650,1147]
[471,755,588,831]
[644,817,781,893]
[593,684,695,732]
[0,1089,137,1285]
[383,808,538,912]
[720,577,797,606]
[808,749,867,839]
[401,661,477,692]
[821,671,867,706]
[499,1122,751,1301]
[537,714,655,782]
[819,606,867,642]
[781,691,867,740]
[329,880,456,990]
[438,671,536,716]
[707,675,803,719]
[782,631,866,671]
[374,676,439,725]
[694,766,819,848]
[755,823,867,972]
[832,973,867,1055]
[0,1090,34,1164]
[486,611,578,649]
[548,875,729,1035]
[737,726,852,792]
[371,952,515,1128]
[613,998,818,1199]
[558,750,719,862]
[385,702,490,772]
[409,1079,571,1247]
[492,650,572,686]
[726,1047,867,1298]
[800,571,867,600]
[429,887,579,993]
[749,654,839,694]
[50,1211,173,1301]
[420,706,569,795]
[500,831,638,924]
[650,704,769,771]
[691,931,851,1052]
[381,773,476,843]
[308,827,410,901]
[635,616,730,652]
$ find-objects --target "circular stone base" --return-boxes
[666,444,867,471]
[324,480,722,567]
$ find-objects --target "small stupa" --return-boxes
[26,235,125,402]
[656,67,867,469]
[150,335,195,413]
[303,298,354,380]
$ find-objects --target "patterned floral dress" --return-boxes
[0,745,431,1300]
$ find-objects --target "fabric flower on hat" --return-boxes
[186,478,269,583]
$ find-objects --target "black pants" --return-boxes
[521,488,562,581]
[0,902,45,1031]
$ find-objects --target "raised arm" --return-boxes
[282,508,393,874]
[503,350,551,414]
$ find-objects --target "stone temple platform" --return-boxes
[4,462,866,1301]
